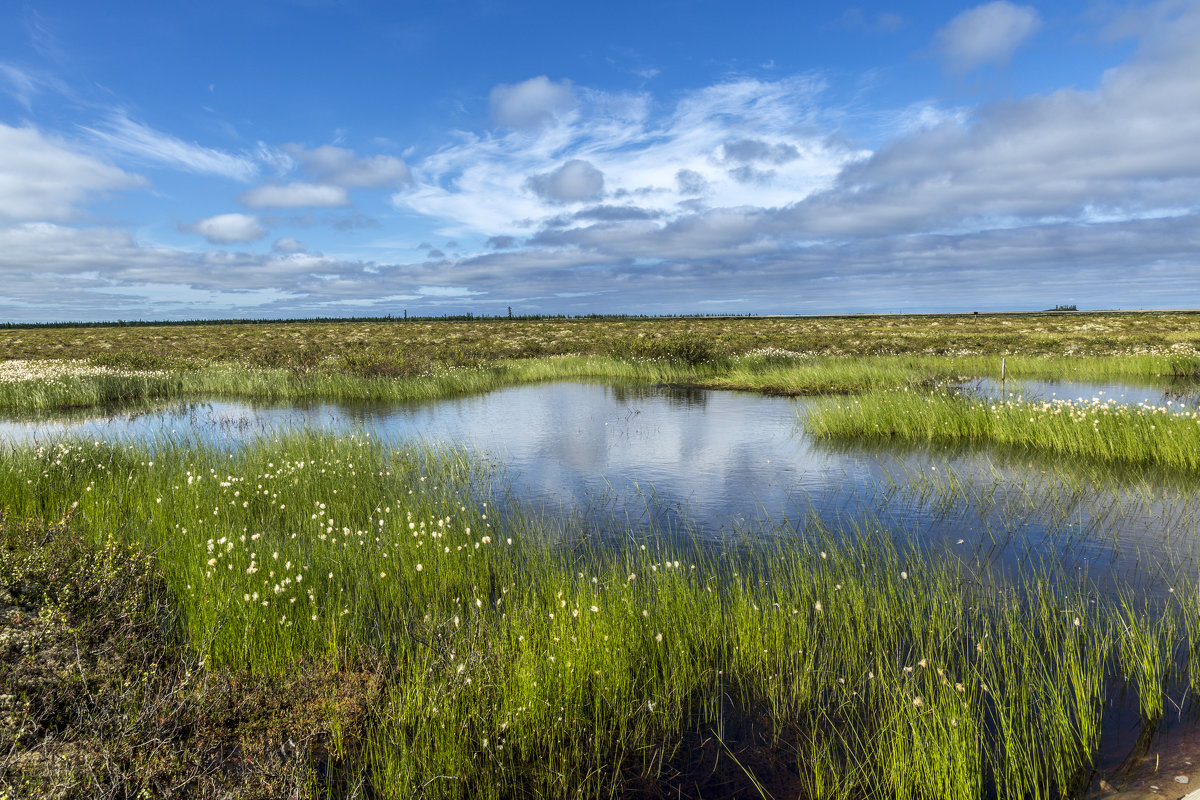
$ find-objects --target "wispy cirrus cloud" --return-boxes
[81,113,260,181]
[0,62,69,110]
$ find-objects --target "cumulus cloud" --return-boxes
[775,5,1200,238]
[0,124,144,221]
[936,2,1041,72]
[272,236,307,253]
[490,76,578,129]
[487,235,518,249]
[525,160,606,204]
[240,182,350,208]
[572,205,662,222]
[397,75,854,238]
[291,144,412,187]
[186,213,266,244]
[728,166,776,184]
[721,139,800,165]
[81,113,258,181]
[675,169,709,196]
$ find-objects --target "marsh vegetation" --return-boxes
[3,312,1200,798]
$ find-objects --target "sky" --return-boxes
[1,0,1198,322]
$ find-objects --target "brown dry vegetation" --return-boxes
[0,516,382,799]
[2,312,1198,377]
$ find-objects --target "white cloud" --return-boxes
[675,169,709,195]
[779,3,1200,237]
[418,285,482,297]
[291,145,411,187]
[240,182,350,208]
[396,76,858,237]
[830,8,906,34]
[82,113,259,181]
[489,76,578,129]
[186,213,266,244]
[936,2,1042,72]
[525,160,606,204]
[0,63,54,110]
[255,143,297,175]
[0,123,144,221]
[272,236,307,253]
[383,7,1200,315]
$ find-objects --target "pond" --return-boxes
[967,376,1200,409]
[3,380,1199,597]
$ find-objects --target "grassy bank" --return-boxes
[1,351,1197,413]
[805,389,1200,473]
[2,431,1198,798]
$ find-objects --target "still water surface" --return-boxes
[3,380,1199,595]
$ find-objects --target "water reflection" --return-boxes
[968,377,1200,409]
[3,381,1198,595]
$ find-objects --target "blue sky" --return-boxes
[1,0,1197,321]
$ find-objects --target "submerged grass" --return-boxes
[1,430,1197,798]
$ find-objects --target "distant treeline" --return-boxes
[0,311,768,329]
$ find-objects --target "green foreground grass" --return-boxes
[805,388,1200,473]
[3,432,1200,798]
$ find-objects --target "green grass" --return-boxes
[4,311,1200,367]
[805,388,1200,472]
[2,430,1196,798]
[1,310,1198,414]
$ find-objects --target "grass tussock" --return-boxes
[1,432,1197,798]
[805,389,1200,472]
